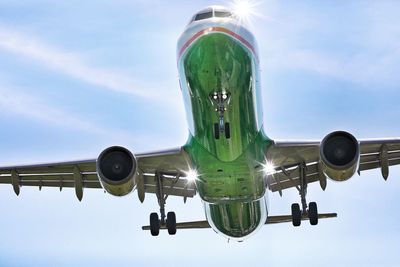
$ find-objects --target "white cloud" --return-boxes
[0,84,186,151]
[0,26,168,99]
[0,26,185,149]
[0,85,108,135]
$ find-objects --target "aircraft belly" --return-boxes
[180,31,271,238]
[181,32,271,201]
[184,133,268,203]
[182,32,259,162]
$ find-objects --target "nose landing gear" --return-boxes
[210,91,231,140]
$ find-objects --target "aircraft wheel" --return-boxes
[291,203,301,227]
[166,212,177,235]
[150,212,160,236]
[309,202,318,226]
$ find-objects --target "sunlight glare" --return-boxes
[262,161,276,175]
[231,0,261,24]
[185,169,198,183]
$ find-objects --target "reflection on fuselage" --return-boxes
[205,198,267,240]
[177,6,270,239]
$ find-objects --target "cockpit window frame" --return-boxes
[214,11,232,18]
[191,8,234,23]
[194,11,213,22]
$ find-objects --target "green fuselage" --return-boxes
[178,24,271,239]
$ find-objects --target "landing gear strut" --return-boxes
[149,172,177,236]
[291,163,319,227]
[210,91,231,140]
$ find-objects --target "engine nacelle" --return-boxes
[320,131,360,181]
[96,146,137,196]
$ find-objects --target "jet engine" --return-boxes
[320,131,360,181]
[96,146,137,196]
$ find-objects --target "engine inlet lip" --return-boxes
[96,146,137,185]
[320,131,360,170]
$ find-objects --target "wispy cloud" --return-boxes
[0,85,108,135]
[0,84,184,150]
[0,26,167,99]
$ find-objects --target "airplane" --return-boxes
[1,5,400,241]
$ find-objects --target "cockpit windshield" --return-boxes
[214,11,232,18]
[191,6,233,22]
[194,12,213,21]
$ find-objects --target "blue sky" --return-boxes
[0,0,399,266]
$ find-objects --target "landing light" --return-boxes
[185,170,198,183]
[262,162,276,175]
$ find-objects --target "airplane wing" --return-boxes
[266,137,400,195]
[0,147,196,201]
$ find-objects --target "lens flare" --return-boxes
[262,161,276,175]
[230,0,262,25]
[233,0,253,18]
[185,169,199,183]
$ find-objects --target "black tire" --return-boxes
[225,123,231,139]
[291,203,301,227]
[150,213,160,236]
[309,202,318,226]
[214,123,220,139]
[166,212,177,235]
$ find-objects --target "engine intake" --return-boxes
[97,146,137,196]
[320,131,360,181]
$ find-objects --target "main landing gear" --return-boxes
[291,163,319,227]
[149,211,176,236]
[149,172,177,236]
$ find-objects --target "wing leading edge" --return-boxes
[266,138,400,194]
[0,147,196,201]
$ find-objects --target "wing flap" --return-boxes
[142,174,196,198]
[137,148,192,174]
[144,186,196,198]
[143,174,189,188]
[0,174,99,181]
[359,158,400,172]
[0,172,101,189]
[267,162,320,192]
[266,141,319,167]
[19,180,102,189]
